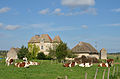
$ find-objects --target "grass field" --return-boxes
[0,59,120,79]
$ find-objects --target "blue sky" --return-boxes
[0,0,120,53]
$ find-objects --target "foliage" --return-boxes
[66,49,77,58]
[56,42,68,62]
[48,45,57,59]
[18,45,29,59]
[28,44,40,59]
[37,52,46,60]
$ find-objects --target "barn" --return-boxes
[72,42,99,59]
[7,48,20,59]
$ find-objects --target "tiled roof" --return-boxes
[29,34,61,43]
[53,35,61,43]
[72,42,98,53]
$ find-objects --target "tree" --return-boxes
[48,45,57,59]
[18,45,29,59]
[37,52,46,60]
[56,42,68,62]
[67,49,77,58]
[28,44,40,59]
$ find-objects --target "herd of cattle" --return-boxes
[63,56,114,67]
[5,55,114,68]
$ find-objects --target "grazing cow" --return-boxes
[6,57,14,66]
[98,63,109,67]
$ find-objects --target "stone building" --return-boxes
[28,34,62,55]
[7,48,20,59]
[100,48,107,59]
[72,42,99,59]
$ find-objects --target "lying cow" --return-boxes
[15,61,40,68]
[98,63,109,67]
[15,62,29,68]
[79,63,93,67]
[6,57,14,66]
[27,61,40,66]
[98,59,114,67]
[63,62,77,67]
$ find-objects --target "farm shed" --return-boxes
[72,42,99,59]
[7,48,20,59]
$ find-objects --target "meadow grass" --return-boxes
[0,59,120,79]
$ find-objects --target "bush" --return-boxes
[37,52,46,60]
[18,45,29,59]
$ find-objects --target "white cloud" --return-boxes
[0,23,3,28]
[61,0,95,7]
[66,8,97,16]
[0,7,10,13]
[39,8,49,15]
[106,23,120,27]
[112,8,120,12]
[5,25,20,30]
[81,25,88,29]
[54,8,61,13]
[53,8,64,15]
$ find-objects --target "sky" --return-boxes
[0,0,120,53]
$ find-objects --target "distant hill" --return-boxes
[108,52,120,55]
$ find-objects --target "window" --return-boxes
[41,46,44,49]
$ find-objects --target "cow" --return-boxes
[98,59,114,67]
[15,61,40,68]
[98,63,109,67]
[63,61,78,67]
[63,63,70,67]
[79,63,93,67]
[27,61,40,66]
[107,59,114,67]
[6,57,14,66]
[15,62,29,68]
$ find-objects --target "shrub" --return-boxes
[37,52,46,60]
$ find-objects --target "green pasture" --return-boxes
[0,59,120,79]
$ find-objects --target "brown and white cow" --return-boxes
[6,57,14,66]
[79,63,93,67]
[15,61,40,68]
[27,61,40,66]
[15,62,29,68]
[98,59,114,67]
[63,62,77,67]
[98,63,109,67]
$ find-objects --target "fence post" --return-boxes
[65,76,68,79]
[94,68,98,79]
[112,66,115,76]
[117,66,118,75]
[102,69,106,79]
[85,72,87,79]
[107,68,110,79]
